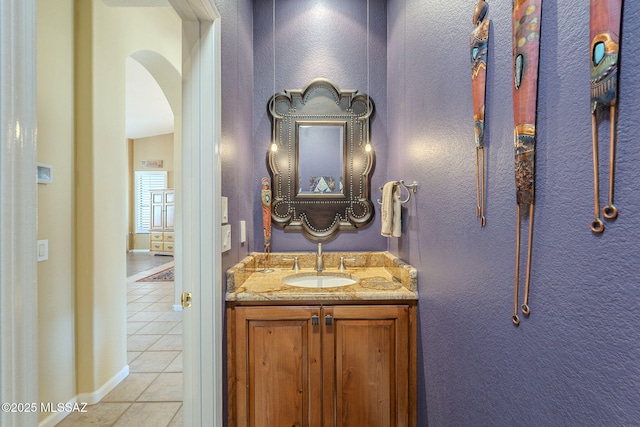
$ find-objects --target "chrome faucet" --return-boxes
[315,243,324,272]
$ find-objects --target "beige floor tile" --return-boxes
[138,373,183,402]
[153,282,174,289]
[144,302,175,312]
[136,321,179,335]
[129,350,180,373]
[133,293,165,303]
[126,301,154,313]
[60,260,183,426]
[102,373,158,402]
[148,334,182,351]
[55,402,130,426]
[136,284,156,290]
[113,402,181,427]
[148,288,171,296]
[164,352,182,373]
[127,294,142,303]
[127,288,151,296]
[154,311,182,322]
[127,311,163,322]
[167,405,183,427]
[127,351,141,364]
[127,334,161,352]
[127,321,148,335]
[167,322,182,335]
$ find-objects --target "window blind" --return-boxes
[134,171,167,233]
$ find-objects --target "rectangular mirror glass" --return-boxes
[296,123,345,196]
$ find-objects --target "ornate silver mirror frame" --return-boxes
[267,78,375,241]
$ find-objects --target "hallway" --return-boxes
[57,254,182,426]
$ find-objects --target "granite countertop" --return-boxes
[226,252,418,303]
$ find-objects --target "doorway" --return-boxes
[3,1,221,426]
[89,1,224,424]
[94,3,224,424]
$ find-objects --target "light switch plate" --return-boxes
[37,239,48,261]
[221,224,231,252]
[240,220,246,243]
[221,196,228,224]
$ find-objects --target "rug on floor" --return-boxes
[136,267,174,282]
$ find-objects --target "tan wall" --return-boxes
[134,133,175,186]
[37,0,76,420]
[131,133,175,250]
[75,0,181,396]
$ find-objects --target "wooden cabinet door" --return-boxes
[234,306,322,427]
[322,305,410,427]
[164,190,175,230]
[150,191,164,230]
[164,204,175,230]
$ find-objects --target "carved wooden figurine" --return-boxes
[512,0,543,326]
[471,1,490,227]
[589,0,623,233]
[261,177,272,252]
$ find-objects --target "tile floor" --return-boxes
[57,256,182,427]
[126,251,174,277]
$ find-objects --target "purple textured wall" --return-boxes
[388,0,640,425]
[252,0,388,252]
[218,0,254,421]
[219,0,255,274]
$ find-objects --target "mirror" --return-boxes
[296,123,345,196]
[268,78,374,241]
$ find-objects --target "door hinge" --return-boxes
[181,292,192,308]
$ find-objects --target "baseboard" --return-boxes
[78,364,129,405]
[38,395,79,427]
[38,365,129,427]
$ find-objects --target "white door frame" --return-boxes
[170,0,223,425]
[0,0,39,426]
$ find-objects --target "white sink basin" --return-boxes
[283,273,357,288]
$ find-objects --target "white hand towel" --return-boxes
[381,181,402,237]
[392,183,402,237]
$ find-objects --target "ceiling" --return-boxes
[125,56,175,140]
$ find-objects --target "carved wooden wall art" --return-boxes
[589,0,623,233]
[261,176,272,252]
[471,1,490,227]
[512,0,543,326]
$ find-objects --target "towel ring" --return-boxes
[377,180,419,205]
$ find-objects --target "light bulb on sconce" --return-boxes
[270,142,278,152]
[365,142,372,152]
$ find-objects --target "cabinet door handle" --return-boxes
[311,315,319,326]
[325,315,333,325]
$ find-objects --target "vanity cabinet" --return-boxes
[227,303,416,427]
